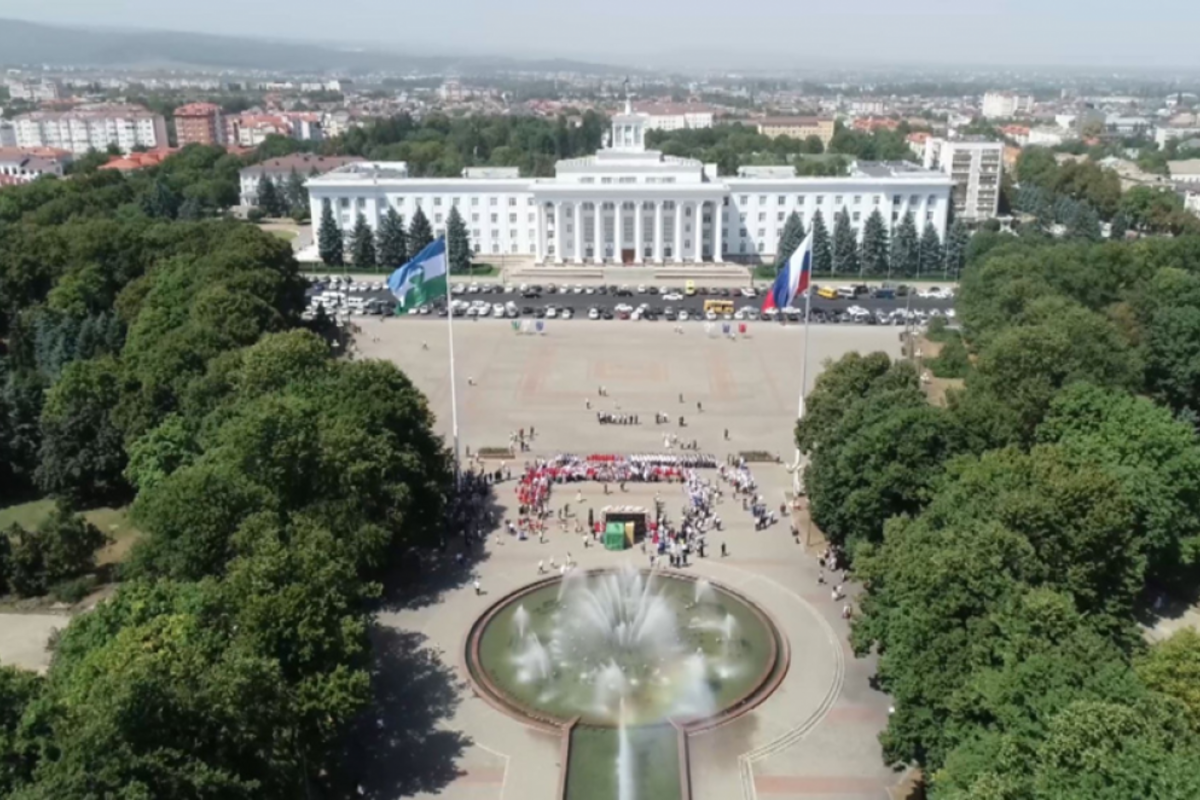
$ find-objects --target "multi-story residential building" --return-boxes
[981,91,1034,119]
[225,112,324,147]
[754,117,835,148]
[632,102,715,132]
[5,78,60,103]
[0,121,15,147]
[173,102,224,146]
[239,154,365,206]
[1156,115,1200,148]
[923,136,1003,221]
[0,146,71,184]
[1028,127,1068,147]
[13,105,168,155]
[1168,160,1200,184]
[306,102,952,263]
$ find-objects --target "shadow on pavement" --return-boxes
[337,626,471,799]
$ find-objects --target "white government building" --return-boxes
[307,102,954,265]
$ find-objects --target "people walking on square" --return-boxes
[474,578,481,595]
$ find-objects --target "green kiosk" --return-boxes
[600,506,650,551]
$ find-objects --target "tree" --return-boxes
[944,218,969,279]
[1068,203,1102,241]
[176,195,204,221]
[810,210,832,274]
[832,208,859,276]
[918,221,942,278]
[890,211,919,278]
[774,211,804,272]
[408,206,434,254]
[446,206,471,274]
[7,504,107,597]
[255,174,283,217]
[284,169,307,216]
[859,208,890,276]
[348,213,377,269]
[317,201,343,266]
[375,207,408,269]
[139,179,179,219]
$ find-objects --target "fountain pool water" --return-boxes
[472,566,778,727]
[470,567,782,800]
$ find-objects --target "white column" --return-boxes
[537,203,547,264]
[593,203,605,264]
[714,199,724,263]
[553,201,564,265]
[614,201,624,264]
[674,201,684,263]
[573,201,583,264]
[634,201,645,264]
[654,201,664,264]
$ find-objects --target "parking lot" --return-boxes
[304,276,956,326]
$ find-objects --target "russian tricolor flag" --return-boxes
[762,231,813,312]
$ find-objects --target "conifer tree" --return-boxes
[1110,210,1129,240]
[349,213,377,269]
[774,211,804,273]
[810,210,832,274]
[408,207,434,254]
[255,174,282,217]
[375,207,408,268]
[318,201,344,266]
[859,208,890,277]
[446,206,472,274]
[890,211,919,278]
[832,208,860,276]
[918,221,943,279]
[943,218,969,279]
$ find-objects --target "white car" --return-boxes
[636,284,647,294]
[466,306,479,317]
[741,287,757,297]
[561,309,573,320]
[451,284,466,295]
[574,285,585,294]
[588,308,600,320]
[467,283,481,293]
[477,305,491,317]
[614,303,634,313]
[584,286,596,295]
[492,303,506,317]
[504,284,515,293]
[705,310,717,321]
[678,310,690,322]
[545,307,558,319]
[662,292,683,302]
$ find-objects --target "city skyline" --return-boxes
[2,0,1200,72]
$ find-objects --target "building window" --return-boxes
[893,195,902,205]
[490,198,498,206]
[778,195,785,205]
[740,228,748,237]
[435,213,443,223]
[434,197,442,206]
[581,177,595,183]
[854,195,862,205]
[528,213,535,223]
[491,214,498,223]
[816,196,824,205]
[471,197,479,206]
[528,198,536,205]
[452,197,460,206]
[508,198,517,206]
[835,195,843,205]
[474,243,481,253]
[509,214,517,223]
[529,229,535,240]
[472,229,480,238]
[757,228,765,238]
[339,198,349,208]
[491,229,499,239]
[928,195,937,205]
[757,212,765,221]
[777,212,785,221]
[926,211,934,222]
[510,230,517,239]
[910,194,920,205]
[758,196,766,204]
[740,195,748,204]
[853,212,861,222]
[757,242,765,252]
[739,242,747,253]
[472,213,479,222]
[601,177,613,184]
[874,196,882,205]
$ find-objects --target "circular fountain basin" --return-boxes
[468,568,782,728]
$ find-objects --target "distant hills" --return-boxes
[0,18,624,76]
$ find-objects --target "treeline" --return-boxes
[1015,146,1122,218]
[798,233,1200,796]
[257,111,609,178]
[0,156,452,797]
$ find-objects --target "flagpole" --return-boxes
[793,286,812,496]
[444,235,461,484]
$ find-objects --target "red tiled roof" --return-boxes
[175,102,222,117]
[99,149,176,171]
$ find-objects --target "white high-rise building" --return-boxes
[981,91,1034,119]
[307,101,953,264]
[13,105,168,156]
[923,137,1003,221]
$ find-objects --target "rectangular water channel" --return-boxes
[565,724,684,800]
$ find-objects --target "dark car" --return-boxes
[663,309,677,321]
[602,309,614,320]
[522,289,541,299]
[852,284,871,297]
[521,306,535,315]
[535,308,546,318]
[873,286,896,299]
[596,285,609,295]
[647,286,660,295]
[546,284,558,294]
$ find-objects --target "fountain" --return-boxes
[471,566,782,800]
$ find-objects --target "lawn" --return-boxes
[268,229,298,242]
[0,500,141,566]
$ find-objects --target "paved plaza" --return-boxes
[357,322,910,800]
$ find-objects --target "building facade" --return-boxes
[754,117,835,148]
[632,103,715,132]
[13,105,168,155]
[0,147,70,183]
[174,102,224,146]
[923,136,1003,221]
[5,78,60,103]
[981,91,1034,119]
[307,103,952,263]
[239,154,364,206]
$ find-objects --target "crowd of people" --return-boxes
[598,412,640,425]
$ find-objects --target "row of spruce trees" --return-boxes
[773,208,971,280]
[316,203,473,273]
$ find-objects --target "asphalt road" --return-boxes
[307,280,956,324]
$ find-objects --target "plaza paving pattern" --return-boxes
[359,324,911,800]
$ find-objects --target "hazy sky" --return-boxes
[3,0,1200,70]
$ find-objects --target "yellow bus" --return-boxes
[685,280,697,296]
[703,299,734,315]
[816,285,839,300]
